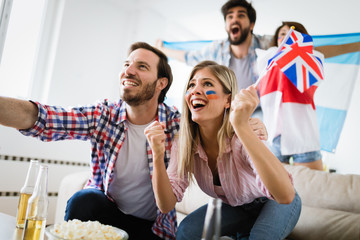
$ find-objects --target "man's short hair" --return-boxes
[221,0,256,24]
[128,42,173,103]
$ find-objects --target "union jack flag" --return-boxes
[266,28,324,93]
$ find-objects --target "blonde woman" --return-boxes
[145,61,301,239]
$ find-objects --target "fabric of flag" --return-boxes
[266,29,324,93]
[258,51,323,154]
[256,29,325,155]
[312,32,360,152]
[163,32,360,153]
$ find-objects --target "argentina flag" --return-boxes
[313,32,360,152]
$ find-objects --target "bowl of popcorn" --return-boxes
[45,219,128,240]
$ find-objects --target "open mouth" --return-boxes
[191,99,206,109]
[231,25,240,35]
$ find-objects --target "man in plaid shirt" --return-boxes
[0,42,180,239]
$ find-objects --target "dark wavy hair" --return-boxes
[128,42,173,103]
[221,0,256,24]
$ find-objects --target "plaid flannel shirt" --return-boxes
[20,99,181,239]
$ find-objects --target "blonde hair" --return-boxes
[177,61,238,181]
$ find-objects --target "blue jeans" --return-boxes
[65,188,162,240]
[269,135,322,163]
[176,193,301,240]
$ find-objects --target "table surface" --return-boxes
[0,212,23,240]
[0,212,49,240]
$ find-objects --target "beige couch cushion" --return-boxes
[289,205,360,240]
[284,165,360,213]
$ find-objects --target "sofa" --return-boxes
[55,165,360,240]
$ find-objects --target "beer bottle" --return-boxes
[16,159,39,228]
[23,165,49,240]
[201,198,222,240]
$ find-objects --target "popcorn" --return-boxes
[50,219,124,240]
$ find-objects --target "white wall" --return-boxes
[46,0,130,106]
[0,0,46,98]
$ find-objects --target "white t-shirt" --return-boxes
[229,53,253,90]
[108,120,157,221]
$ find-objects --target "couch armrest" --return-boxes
[54,171,90,223]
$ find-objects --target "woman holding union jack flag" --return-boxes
[257,21,360,171]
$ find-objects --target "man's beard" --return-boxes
[121,78,158,106]
[228,25,251,45]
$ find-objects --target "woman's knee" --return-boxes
[176,206,207,240]
[177,219,202,240]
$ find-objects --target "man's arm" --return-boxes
[0,96,38,129]
[315,42,360,59]
[155,39,186,62]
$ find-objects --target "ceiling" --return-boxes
[109,0,360,40]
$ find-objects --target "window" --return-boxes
[0,0,12,64]
[0,0,46,98]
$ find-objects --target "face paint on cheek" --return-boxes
[206,90,219,100]
[185,90,189,96]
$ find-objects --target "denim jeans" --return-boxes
[269,135,322,163]
[176,192,301,240]
[64,188,162,240]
